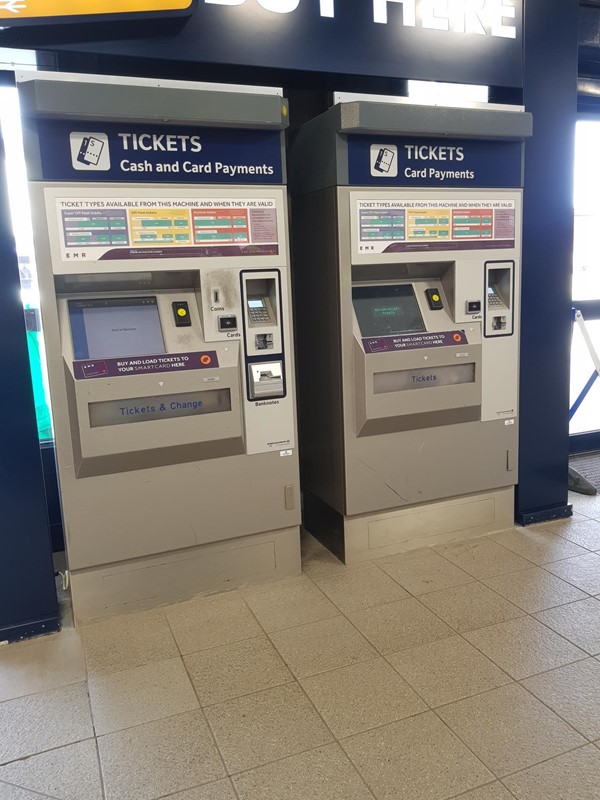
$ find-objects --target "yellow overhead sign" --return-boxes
[0,0,194,21]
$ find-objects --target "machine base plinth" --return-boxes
[304,488,515,564]
[69,526,301,624]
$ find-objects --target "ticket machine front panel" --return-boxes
[337,187,521,517]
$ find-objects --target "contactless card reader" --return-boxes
[425,288,444,310]
[172,301,192,327]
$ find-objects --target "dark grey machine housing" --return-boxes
[290,101,533,563]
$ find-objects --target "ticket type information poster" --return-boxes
[55,197,280,261]
[355,198,516,254]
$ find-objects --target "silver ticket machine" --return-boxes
[291,99,532,562]
[19,74,301,621]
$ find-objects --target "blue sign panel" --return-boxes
[348,136,523,188]
[0,1,524,89]
[33,120,283,184]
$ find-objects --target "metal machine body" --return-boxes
[291,100,532,562]
[20,74,301,621]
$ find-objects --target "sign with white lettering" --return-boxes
[349,136,523,188]
[73,351,219,379]
[35,120,283,185]
[363,330,468,353]
[1,0,524,89]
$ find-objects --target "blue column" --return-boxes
[516,0,579,524]
[0,128,58,641]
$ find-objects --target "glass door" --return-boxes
[570,119,600,452]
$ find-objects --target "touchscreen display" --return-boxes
[69,297,165,360]
[353,285,426,337]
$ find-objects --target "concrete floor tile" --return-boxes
[232,744,374,800]
[546,519,600,550]
[270,616,377,678]
[162,779,238,800]
[0,629,86,703]
[389,636,512,708]
[347,598,454,655]
[241,576,339,632]
[302,547,372,579]
[437,683,585,777]
[0,785,52,799]
[165,592,262,655]
[376,547,474,595]
[302,547,347,578]
[0,683,93,765]
[534,598,600,655]
[301,530,322,555]
[567,493,600,518]
[453,784,515,800]
[434,539,533,580]
[419,582,524,633]
[300,657,426,738]
[549,507,590,523]
[89,657,199,735]
[544,553,600,594]
[315,565,409,613]
[522,659,600,741]
[340,711,493,800]
[491,528,589,564]
[98,710,224,800]
[81,609,178,676]
[482,567,587,613]
[0,740,102,800]
[503,744,600,799]
[464,616,586,679]
[184,637,293,706]
[204,683,332,774]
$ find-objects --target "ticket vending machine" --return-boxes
[291,100,532,562]
[19,74,300,621]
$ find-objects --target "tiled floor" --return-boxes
[3,494,600,799]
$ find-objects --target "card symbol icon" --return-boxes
[81,361,108,379]
[78,136,104,166]
[370,144,398,177]
[70,132,111,171]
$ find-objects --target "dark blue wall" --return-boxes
[0,129,58,642]
[516,0,579,524]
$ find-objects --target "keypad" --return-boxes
[249,308,271,323]
[487,292,503,307]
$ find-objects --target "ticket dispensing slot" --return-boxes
[484,261,514,337]
[241,270,285,401]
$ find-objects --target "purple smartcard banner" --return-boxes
[362,331,468,354]
[73,351,219,379]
